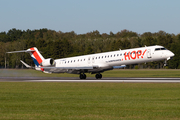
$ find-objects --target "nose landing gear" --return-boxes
[164,60,168,66]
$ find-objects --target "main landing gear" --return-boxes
[79,73,102,79]
[95,73,102,79]
[79,73,86,79]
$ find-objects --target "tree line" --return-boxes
[0,28,180,69]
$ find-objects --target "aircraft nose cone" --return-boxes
[166,51,175,60]
[169,51,175,60]
[170,52,175,57]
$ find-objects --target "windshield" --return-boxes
[155,48,167,51]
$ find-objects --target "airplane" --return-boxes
[7,45,174,79]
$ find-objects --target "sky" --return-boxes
[0,0,180,35]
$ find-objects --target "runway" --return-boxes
[0,77,180,83]
[29,79,180,83]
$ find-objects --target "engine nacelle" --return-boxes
[40,58,55,67]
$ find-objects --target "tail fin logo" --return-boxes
[29,47,44,71]
[30,47,43,66]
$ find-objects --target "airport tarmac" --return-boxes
[0,77,180,83]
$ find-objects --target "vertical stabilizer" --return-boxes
[28,47,44,67]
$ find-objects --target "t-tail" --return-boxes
[29,47,44,67]
[7,47,55,72]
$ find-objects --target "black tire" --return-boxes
[95,73,102,79]
[99,74,102,79]
[95,74,99,79]
[80,74,83,79]
[83,74,86,79]
[80,73,86,79]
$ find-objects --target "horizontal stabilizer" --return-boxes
[7,49,35,53]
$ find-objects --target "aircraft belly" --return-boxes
[88,66,113,73]
[44,68,66,73]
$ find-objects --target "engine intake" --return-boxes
[40,58,55,67]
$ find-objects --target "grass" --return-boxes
[0,69,180,78]
[0,69,180,119]
[0,82,180,119]
[102,69,180,78]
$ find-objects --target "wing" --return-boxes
[37,66,94,74]
[20,60,34,68]
[38,66,94,69]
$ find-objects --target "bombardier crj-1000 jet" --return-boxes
[7,45,174,79]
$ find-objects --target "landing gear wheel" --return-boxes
[83,74,86,79]
[80,73,86,79]
[95,73,102,79]
[99,74,102,79]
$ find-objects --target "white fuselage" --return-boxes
[50,45,174,74]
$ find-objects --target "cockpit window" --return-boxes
[155,48,167,51]
[155,48,160,51]
[161,48,167,50]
